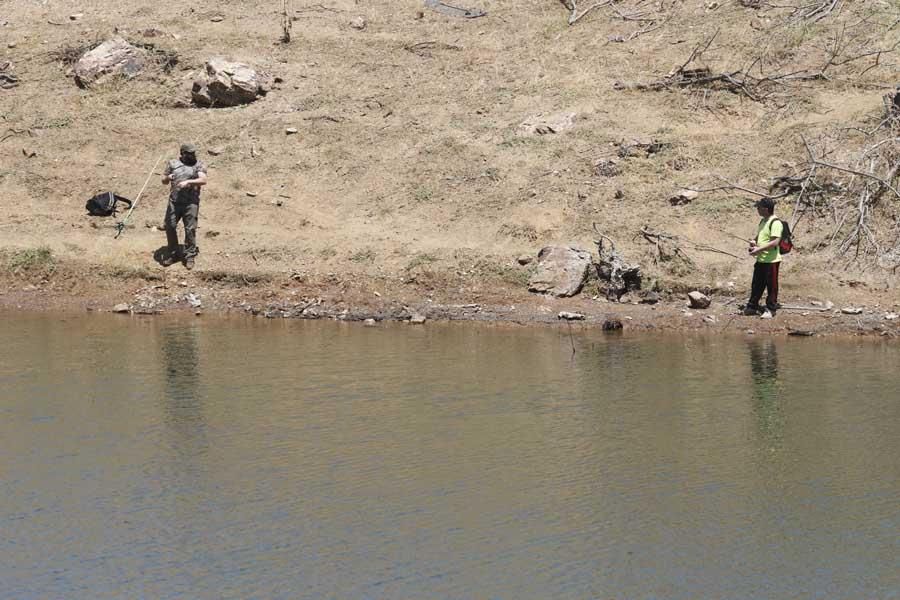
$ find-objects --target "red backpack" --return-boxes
[778,219,793,254]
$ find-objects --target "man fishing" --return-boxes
[160,143,207,270]
[744,198,783,319]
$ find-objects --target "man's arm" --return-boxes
[749,237,780,255]
[176,171,208,189]
[750,221,782,255]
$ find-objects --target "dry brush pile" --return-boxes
[558,0,900,271]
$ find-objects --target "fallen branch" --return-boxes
[559,0,616,25]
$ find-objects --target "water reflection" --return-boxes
[2,317,899,599]
[748,339,784,450]
[159,324,207,462]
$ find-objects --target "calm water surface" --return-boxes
[1,314,898,599]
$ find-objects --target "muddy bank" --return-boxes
[2,257,899,340]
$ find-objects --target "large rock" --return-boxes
[74,38,146,87]
[192,58,269,107]
[528,245,592,297]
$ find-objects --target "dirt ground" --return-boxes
[1,0,898,337]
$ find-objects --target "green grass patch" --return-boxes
[3,246,55,274]
[405,252,438,272]
[100,265,164,281]
[349,248,376,263]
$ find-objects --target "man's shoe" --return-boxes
[743,306,761,316]
[160,254,179,267]
[760,310,774,319]
[184,257,195,271]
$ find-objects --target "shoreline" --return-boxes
[3,263,898,340]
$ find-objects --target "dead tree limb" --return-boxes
[281,0,293,43]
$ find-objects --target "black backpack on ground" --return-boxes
[86,191,132,217]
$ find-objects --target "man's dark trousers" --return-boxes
[165,200,199,259]
[749,262,780,313]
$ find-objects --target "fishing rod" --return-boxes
[115,155,164,239]
[717,228,751,244]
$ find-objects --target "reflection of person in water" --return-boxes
[159,324,207,460]
[748,339,784,449]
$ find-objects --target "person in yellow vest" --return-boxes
[744,198,783,319]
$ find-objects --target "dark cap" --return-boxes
[180,143,197,154]
[755,197,775,212]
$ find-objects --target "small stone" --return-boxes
[409,313,426,324]
[788,329,815,337]
[204,230,220,238]
[69,13,83,21]
[364,318,377,326]
[823,300,834,310]
[350,16,367,30]
[558,311,585,321]
[687,291,711,309]
[210,16,224,22]
[112,303,131,313]
[746,329,755,335]
[639,291,660,304]
[208,146,225,156]
[703,315,718,324]
[22,148,36,158]
[246,191,258,197]
[517,254,533,266]
[841,307,863,315]
[285,127,298,135]
[884,313,898,321]
[7,42,16,49]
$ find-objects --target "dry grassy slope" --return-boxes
[1,0,898,302]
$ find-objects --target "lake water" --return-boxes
[1,314,898,599]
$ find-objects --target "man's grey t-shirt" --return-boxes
[165,159,207,204]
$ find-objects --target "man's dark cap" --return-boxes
[180,143,197,154]
[755,197,775,211]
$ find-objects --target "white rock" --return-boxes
[841,307,863,315]
[192,57,269,107]
[687,291,711,309]
[557,311,585,321]
[74,38,145,87]
[528,245,592,298]
[518,112,577,136]
[112,303,131,313]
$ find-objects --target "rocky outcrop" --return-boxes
[528,245,592,297]
[192,58,269,107]
[74,38,146,87]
